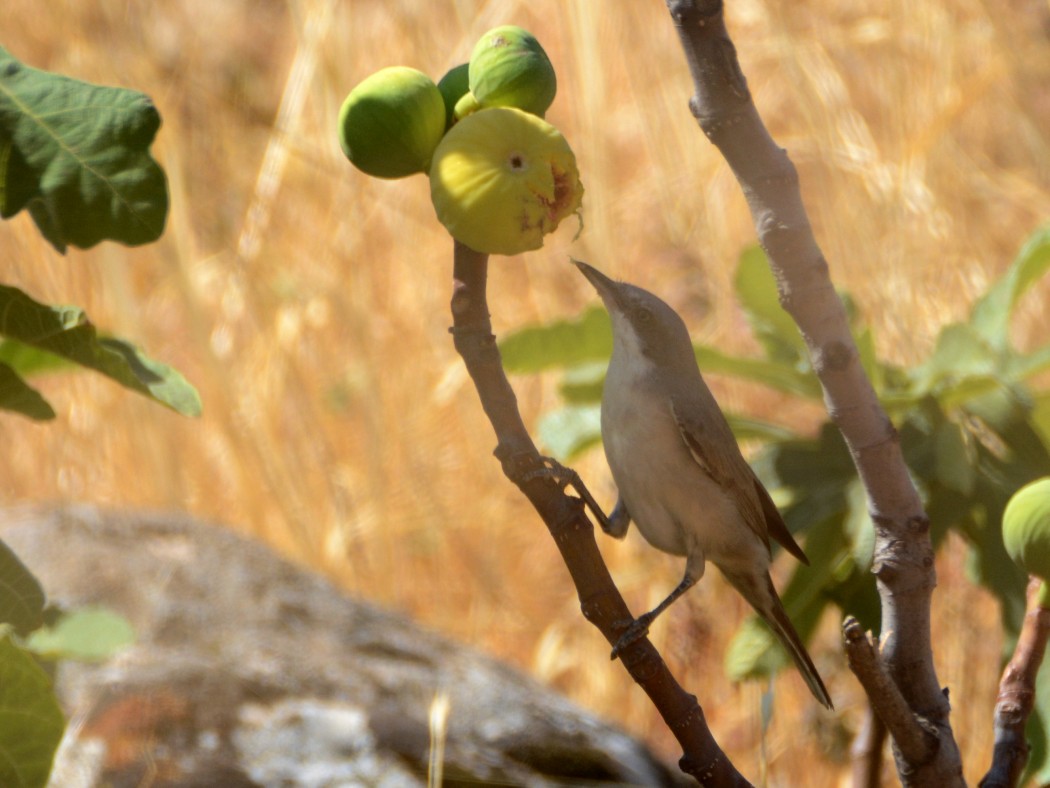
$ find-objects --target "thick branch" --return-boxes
[979,577,1050,788]
[663,2,962,784]
[449,241,750,787]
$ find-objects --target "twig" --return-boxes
[850,699,887,788]
[979,577,1050,788]
[843,618,938,767]
[449,240,751,787]
[662,2,963,784]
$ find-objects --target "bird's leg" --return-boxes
[522,456,612,532]
[605,495,631,538]
[611,549,704,660]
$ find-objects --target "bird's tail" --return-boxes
[732,573,834,710]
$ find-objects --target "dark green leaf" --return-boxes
[1033,392,1050,450]
[0,285,200,416]
[0,46,167,252]
[934,420,976,495]
[0,633,64,787]
[970,225,1050,350]
[0,362,54,420]
[734,245,807,362]
[499,306,612,373]
[0,539,45,634]
[25,607,134,662]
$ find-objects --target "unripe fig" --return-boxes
[338,67,446,179]
[429,107,583,256]
[437,63,470,129]
[469,25,557,118]
[1003,477,1050,602]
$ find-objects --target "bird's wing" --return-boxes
[752,471,809,565]
[669,394,770,551]
[670,393,810,565]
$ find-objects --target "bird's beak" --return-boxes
[572,259,620,307]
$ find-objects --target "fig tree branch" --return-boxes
[663,1,963,783]
[449,240,750,787]
[979,577,1050,788]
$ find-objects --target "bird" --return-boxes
[573,259,833,710]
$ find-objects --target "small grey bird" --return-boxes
[574,259,832,710]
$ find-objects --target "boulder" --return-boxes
[1,504,689,787]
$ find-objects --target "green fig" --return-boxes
[437,63,470,129]
[338,66,446,179]
[1003,477,1050,603]
[453,91,481,122]
[469,25,557,118]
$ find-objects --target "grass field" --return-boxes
[4,1,1050,784]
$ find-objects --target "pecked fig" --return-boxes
[338,66,446,179]
[429,107,583,256]
[1003,477,1050,602]
[437,63,470,129]
[469,25,557,118]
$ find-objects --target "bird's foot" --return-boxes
[523,456,612,532]
[610,613,655,660]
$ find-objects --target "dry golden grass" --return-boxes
[4,0,1050,784]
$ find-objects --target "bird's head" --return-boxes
[573,259,696,372]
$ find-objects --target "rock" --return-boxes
[1,504,689,787]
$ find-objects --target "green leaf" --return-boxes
[0,285,201,416]
[843,477,875,572]
[694,344,821,398]
[904,323,1009,408]
[499,306,612,373]
[0,539,45,634]
[25,607,134,662]
[0,338,71,377]
[734,245,807,362]
[970,225,1050,350]
[725,614,782,680]
[0,46,167,252]
[0,632,64,787]
[725,416,797,443]
[537,404,602,460]
[557,360,606,404]
[0,362,54,420]
[1008,344,1050,382]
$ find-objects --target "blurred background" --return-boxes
[4,0,1050,784]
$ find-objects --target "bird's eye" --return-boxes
[635,306,652,324]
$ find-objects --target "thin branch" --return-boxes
[449,240,751,787]
[850,699,887,788]
[979,577,1050,788]
[843,618,937,766]
[662,2,963,783]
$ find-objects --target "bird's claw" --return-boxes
[609,615,653,660]
[524,456,612,532]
